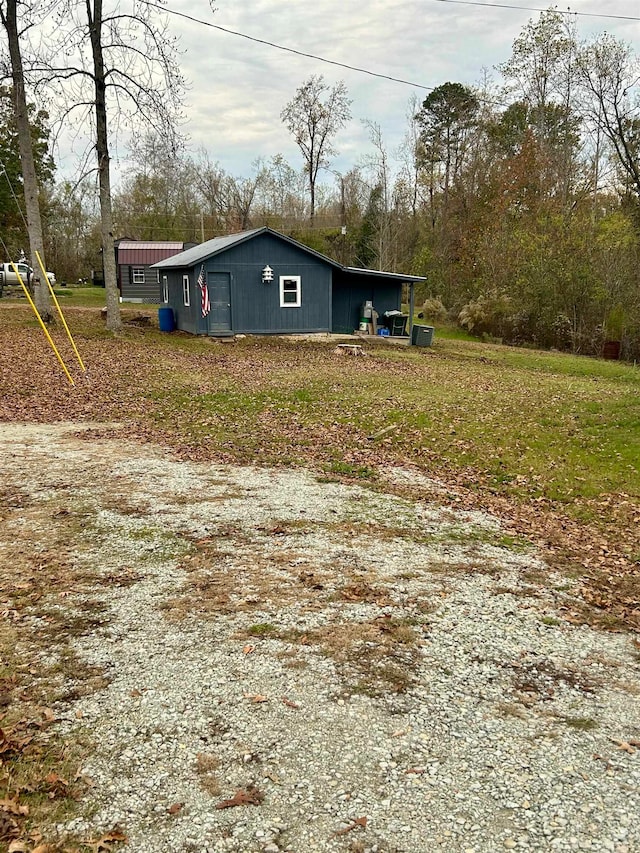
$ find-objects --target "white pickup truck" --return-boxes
[0,261,56,289]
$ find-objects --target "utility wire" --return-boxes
[139,0,640,98]
[140,1,436,91]
[432,0,640,22]
[0,158,30,234]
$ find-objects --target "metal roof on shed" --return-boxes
[118,242,185,250]
[151,229,264,269]
[150,226,426,284]
[117,242,188,265]
[151,227,344,271]
[342,266,426,283]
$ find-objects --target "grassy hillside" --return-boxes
[1,298,638,626]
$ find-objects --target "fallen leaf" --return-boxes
[44,772,68,787]
[333,816,367,836]
[88,827,128,852]
[8,842,28,853]
[242,645,255,655]
[0,812,19,842]
[129,689,142,698]
[0,799,28,816]
[167,802,183,815]
[264,771,281,784]
[244,694,268,703]
[215,785,265,809]
[610,738,636,755]
[281,697,299,709]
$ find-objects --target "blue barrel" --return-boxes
[158,306,175,332]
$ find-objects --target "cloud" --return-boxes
[53,0,640,185]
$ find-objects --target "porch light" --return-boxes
[262,264,274,283]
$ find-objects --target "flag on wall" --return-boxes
[198,265,210,317]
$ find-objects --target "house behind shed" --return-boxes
[151,227,424,336]
[116,240,197,302]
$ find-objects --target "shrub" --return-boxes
[420,297,448,323]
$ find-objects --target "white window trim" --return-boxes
[132,267,145,284]
[279,275,301,308]
[182,274,190,307]
[162,276,168,304]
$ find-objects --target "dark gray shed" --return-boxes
[116,240,197,302]
[151,227,425,336]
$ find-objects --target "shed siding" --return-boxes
[119,265,163,302]
[118,242,195,302]
[188,233,331,335]
[331,273,402,334]
[163,270,200,333]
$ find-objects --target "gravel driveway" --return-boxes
[1,423,639,853]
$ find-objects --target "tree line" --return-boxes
[2,6,639,356]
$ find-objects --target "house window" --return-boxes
[279,275,301,307]
[162,276,168,303]
[182,274,190,307]
[132,267,145,284]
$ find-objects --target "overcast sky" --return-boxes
[116,0,640,185]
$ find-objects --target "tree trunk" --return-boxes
[3,0,51,320]
[309,172,316,225]
[87,0,121,332]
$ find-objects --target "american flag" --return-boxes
[198,265,210,317]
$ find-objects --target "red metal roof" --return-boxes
[117,242,187,265]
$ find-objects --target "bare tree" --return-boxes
[280,75,351,224]
[43,0,184,331]
[0,0,52,318]
[577,34,640,201]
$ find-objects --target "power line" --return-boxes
[140,0,640,98]
[432,0,640,22]
[140,1,436,91]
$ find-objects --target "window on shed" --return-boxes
[132,267,145,284]
[162,276,168,303]
[279,275,301,308]
[182,275,190,307]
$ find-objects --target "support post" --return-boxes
[408,282,415,346]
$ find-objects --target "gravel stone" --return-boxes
[2,423,640,853]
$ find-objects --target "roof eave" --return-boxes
[342,266,427,283]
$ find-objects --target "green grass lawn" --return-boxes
[1,302,638,558]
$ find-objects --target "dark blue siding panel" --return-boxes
[331,273,402,333]
[160,232,406,337]
[193,233,332,334]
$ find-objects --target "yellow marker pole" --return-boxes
[10,260,75,386]
[35,251,86,372]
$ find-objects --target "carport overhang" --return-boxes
[337,267,427,344]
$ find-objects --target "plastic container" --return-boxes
[158,306,175,332]
[377,328,390,337]
[388,314,408,336]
